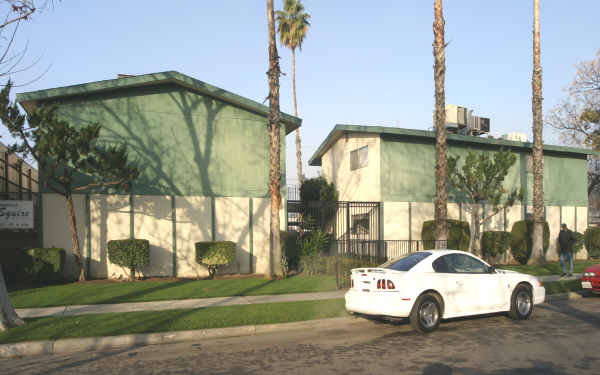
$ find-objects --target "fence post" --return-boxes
[346,202,350,255]
[4,152,8,194]
[18,161,23,200]
[28,168,32,200]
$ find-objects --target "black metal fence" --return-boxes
[287,200,381,242]
[332,239,456,260]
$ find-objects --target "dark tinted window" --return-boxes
[433,256,453,273]
[381,252,432,272]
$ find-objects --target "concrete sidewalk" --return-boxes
[16,290,347,318]
[538,273,581,282]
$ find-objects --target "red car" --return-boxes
[581,264,600,294]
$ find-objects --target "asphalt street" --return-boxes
[2,297,599,375]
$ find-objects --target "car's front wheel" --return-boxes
[410,293,441,333]
[508,284,533,320]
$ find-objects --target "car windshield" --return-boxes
[380,252,432,271]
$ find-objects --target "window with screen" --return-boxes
[350,145,368,171]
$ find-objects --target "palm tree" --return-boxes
[266,0,283,279]
[433,0,448,246]
[276,0,310,188]
[531,0,544,263]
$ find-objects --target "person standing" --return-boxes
[558,223,575,277]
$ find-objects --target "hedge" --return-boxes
[301,230,334,256]
[481,231,511,260]
[107,239,150,280]
[195,241,236,278]
[20,247,66,283]
[573,231,584,253]
[281,231,300,272]
[421,219,470,251]
[510,220,549,264]
[584,227,600,258]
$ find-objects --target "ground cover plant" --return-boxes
[9,275,337,308]
[0,299,347,344]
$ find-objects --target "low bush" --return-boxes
[280,231,300,272]
[301,230,333,256]
[195,241,236,278]
[584,227,600,258]
[510,220,549,265]
[421,219,470,251]
[481,231,511,260]
[298,255,381,288]
[573,231,584,253]
[107,239,150,280]
[20,247,66,283]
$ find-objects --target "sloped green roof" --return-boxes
[308,124,597,166]
[16,71,301,134]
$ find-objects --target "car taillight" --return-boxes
[376,279,395,290]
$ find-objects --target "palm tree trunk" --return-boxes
[0,264,25,332]
[292,48,303,186]
[433,0,448,243]
[531,0,544,264]
[66,193,86,281]
[267,0,283,279]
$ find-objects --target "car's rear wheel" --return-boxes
[508,284,533,320]
[410,293,441,333]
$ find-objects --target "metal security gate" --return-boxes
[287,200,381,243]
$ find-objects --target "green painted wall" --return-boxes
[43,84,286,197]
[380,135,587,206]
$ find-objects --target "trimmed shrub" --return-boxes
[584,227,600,258]
[510,220,549,265]
[421,219,470,251]
[107,239,150,280]
[281,231,300,272]
[20,247,66,283]
[481,231,511,260]
[573,231,584,253]
[301,230,333,256]
[195,241,236,278]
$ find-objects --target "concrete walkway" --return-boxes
[16,290,347,319]
[15,274,579,319]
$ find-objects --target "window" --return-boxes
[351,213,370,235]
[441,254,488,274]
[350,145,368,170]
[381,252,432,272]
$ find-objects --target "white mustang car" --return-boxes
[345,250,545,333]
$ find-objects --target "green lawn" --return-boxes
[0,299,347,345]
[9,275,337,308]
[498,260,597,276]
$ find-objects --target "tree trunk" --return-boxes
[470,203,482,256]
[66,193,86,281]
[0,264,25,332]
[433,0,448,242]
[531,0,545,264]
[267,0,283,279]
[292,48,303,187]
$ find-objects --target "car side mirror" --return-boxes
[487,265,496,274]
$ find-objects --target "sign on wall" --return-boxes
[0,200,34,229]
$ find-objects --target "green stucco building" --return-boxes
[17,71,301,279]
[309,124,594,260]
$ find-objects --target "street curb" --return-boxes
[0,316,361,359]
[544,291,584,302]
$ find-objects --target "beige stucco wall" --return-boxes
[89,195,130,279]
[383,202,409,240]
[42,193,87,280]
[321,133,381,202]
[410,202,434,242]
[215,197,250,274]
[133,195,173,277]
[252,198,271,275]
[175,196,212,278]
